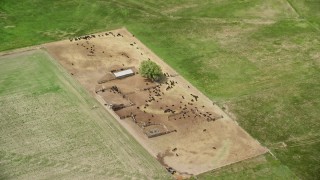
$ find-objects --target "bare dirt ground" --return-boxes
[44,28,268,176]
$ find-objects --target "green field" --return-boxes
[0,50,170,179]
[1,0,319,179]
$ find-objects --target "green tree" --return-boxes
[139,60,163,81]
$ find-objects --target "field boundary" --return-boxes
[0,45,42,57]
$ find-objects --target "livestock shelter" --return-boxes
[113,69,134,79]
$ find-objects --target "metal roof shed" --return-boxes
[113,69,134,79]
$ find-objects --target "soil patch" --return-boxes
[44,28,268,175]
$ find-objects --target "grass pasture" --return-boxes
[0,0,319,179]
[0,50,169,179]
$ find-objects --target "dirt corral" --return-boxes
[44,28,268,176]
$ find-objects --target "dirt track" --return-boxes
[44,28,268,176]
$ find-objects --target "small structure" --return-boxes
[113,69,134,79]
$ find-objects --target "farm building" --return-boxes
[113,68,134,78]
